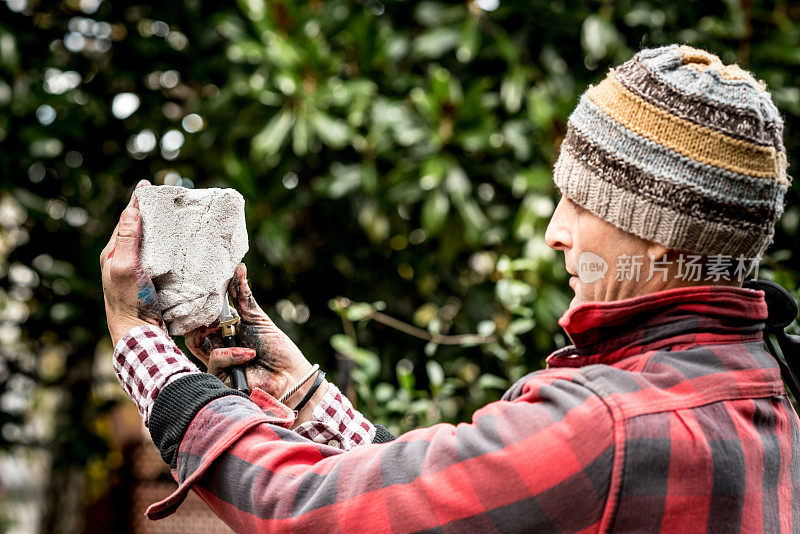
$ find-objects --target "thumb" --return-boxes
[229,263,266,318]
[111,203,143,275]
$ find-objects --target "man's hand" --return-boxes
[100,179,166,345]
[185,264,325,419]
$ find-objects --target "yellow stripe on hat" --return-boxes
[678,45,764,86]
[586,73,785,182]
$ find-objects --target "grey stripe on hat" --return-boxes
[638,47,785,130]
[561,127,775,226]
[614,57,778,147]
[553,148,773,259]
[568,96,785,206]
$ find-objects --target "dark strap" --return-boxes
[745,279,800,402]
[293,370,325,415]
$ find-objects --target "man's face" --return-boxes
[544,195,668,308]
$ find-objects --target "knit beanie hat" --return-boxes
[553,44,790,261]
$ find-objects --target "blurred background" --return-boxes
[0,0,798,532]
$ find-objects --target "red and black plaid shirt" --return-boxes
[145,285,800,532]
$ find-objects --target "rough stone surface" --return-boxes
[136,186,248,335]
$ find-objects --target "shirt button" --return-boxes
[327,439,340,447]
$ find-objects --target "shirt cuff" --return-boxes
[294,382,375,450]
[112,324,201,427]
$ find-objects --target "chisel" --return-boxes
[219,293,250,395]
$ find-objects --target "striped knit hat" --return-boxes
[553,45,790,260]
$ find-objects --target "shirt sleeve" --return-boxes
[143,337,617,533]
[294,382,376,450]
[112,324,201,427]
[114,325,381,448]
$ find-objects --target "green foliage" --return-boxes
[0,0,799,510]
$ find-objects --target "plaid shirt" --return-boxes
[113,326,374,448]
[112,326,201,426]
[136,286,800,532]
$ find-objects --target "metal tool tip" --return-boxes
[220,292,234,321]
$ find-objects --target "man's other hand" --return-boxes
[185,264,316,402]
[100,179,166,345]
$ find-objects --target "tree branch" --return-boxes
[367,310,496,345]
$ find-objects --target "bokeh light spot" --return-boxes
[111,93,139,119]
[476,0,499,11]
[181,113,204,133]
[64,32,86,52]
[36,105,56,125]
[282,172,299,189]
[160,129,184,151]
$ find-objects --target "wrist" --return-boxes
[291,379,329,428]
[109,317,148,346]
[276,364,326,426]
[109,316,166,346]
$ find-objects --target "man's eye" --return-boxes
[567,198,584,214]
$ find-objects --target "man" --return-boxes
[102,45,798,532]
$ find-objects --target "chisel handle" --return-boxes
[223,334,250,395]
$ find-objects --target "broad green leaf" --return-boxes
[419,157,448,190]
[500,66,526,113]
[415,2,466,26]
[409,398,432,414]
[421,190,450,236]
[456,198,489,234]
[397,360,415,392]
[292,114,310,156]
[426,360,444,387]
[424,341,438,357]
[361,160,378,194]
[412,28,460,59]
[330,334,380,379]
[458,16,480,63]
[582,14,623,59]
[324,163,362,198]
[358,201,390,243]
[495,278,535,310]
[375,383,396,403]
[309,111,352,149]
[477,374,509,390]
[527,86,555,130]
[507,318,535,336]
[251,108,294,158]
[445,166,471,198]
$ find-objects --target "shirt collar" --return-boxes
[546,285,767,368]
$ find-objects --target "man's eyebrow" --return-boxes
[562,196,582,212]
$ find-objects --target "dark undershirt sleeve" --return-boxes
[148,373,249,468]
[372,423,396,443]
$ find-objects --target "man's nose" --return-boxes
[544,196,572,251]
